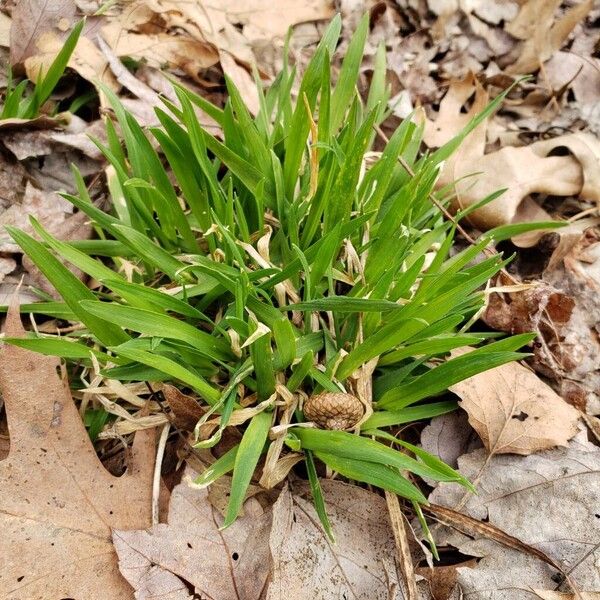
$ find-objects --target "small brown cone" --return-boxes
[303,392,364,430]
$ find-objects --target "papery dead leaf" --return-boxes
[449,348,580,455]
[267,480,408,599]
[429,431,600,597]
[163,384,203,431]
[420,411,481,470]
[534,592,600,600]
[442,131,600,231]
[100,14,219,83]
[113,466,271,600]
[9,1,112,88]
[9,0,76,66]
[506,0,593,75]
[423,74,488,149]
[0,306,156,599]
[0,12,10,48]
[0,182,73,252]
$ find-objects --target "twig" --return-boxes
[385,491,418,600]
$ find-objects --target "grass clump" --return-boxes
[5,14,533,536]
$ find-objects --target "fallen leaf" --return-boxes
[9,0,111,87]
[0,115,62,131]
[267,480,408,599]
[100,9,219,82]
[113,467,271,600]
[506,0,592,75]
[429,431,600,597]
[0,305,156,599]
[423,74,489,149]
[484,231,600,416]
[0,181,74,252]
[0,12,11,47]
[9,0,75,66]
[441,127,600,231]
[0,152,27,211]
[163,384,203,431]
[0,258,16,288]
[420,410,481,470]
[533,592,600,600]
[449,348,580,455]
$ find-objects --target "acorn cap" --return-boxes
[303,392,364,430]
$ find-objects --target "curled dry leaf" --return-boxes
[162,384,203,432]
[426,73,600,232]
[0,305,156,599]
[420,410,481,469]
[429,431,600,598]
[506,0,593,75]
[267,480,409,600]
[113,467,271,600]
[485,231,600,415]
[449,347,580,455]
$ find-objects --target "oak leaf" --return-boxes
[0,307,156,600]
[113,467,271,600]
[430,432,600,597]
[449,349,579,455]
[267,480,407,600]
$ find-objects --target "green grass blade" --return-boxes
[109,345,220,404]
[305,450,334,542]
[81,301,231,361]
[7,227,128,346]
[223,410,272,527]
[315,451,427,503]
[330,13,369,132]
[193,444,239,487]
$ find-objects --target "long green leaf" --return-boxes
[223,410,272,527]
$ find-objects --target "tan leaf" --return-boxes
[430,432,600,596]
[267,480,408,599]
[440,129,600,231]
[534,592,600,600]
[0,306,156,599]
[9,0,76,66]
[100,18,219,83]
[113,467,272,600]
[423,74,488,150]
[449,348,579,455]
[0,12,11,48]
[506,0,593,75]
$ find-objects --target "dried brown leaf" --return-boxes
[507,0,593,75]
[267,480,409,600]
[449,348,580,455]
[420,411,481,470]
[113,467,271,600]
[430,432,600,597]
[0,305,156,599]
[9,0,76,66]
[163,384,203,432]
[0,12,10,48]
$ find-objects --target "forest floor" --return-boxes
[0,1,599,599]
